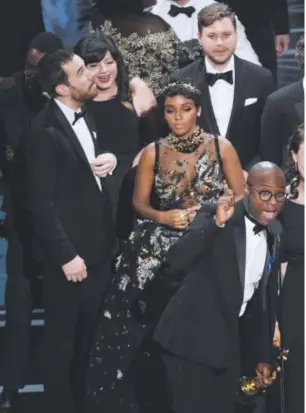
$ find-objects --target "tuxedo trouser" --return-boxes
[42,260,111,413]
[2,217,42,390]
[163,352,239,413]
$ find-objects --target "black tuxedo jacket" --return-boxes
[170,56,275,170]
[260,80,304,167]
[26,100,115,269]
[154,201,280,372]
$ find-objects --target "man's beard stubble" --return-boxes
[206,52,233,67]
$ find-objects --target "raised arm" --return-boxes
[166,190,235,274]
[129,77,156,116]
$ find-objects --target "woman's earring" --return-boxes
[295,162,299,172]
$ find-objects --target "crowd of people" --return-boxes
[0,1,304,413]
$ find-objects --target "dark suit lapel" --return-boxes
[51,100,92,170]
[226,56,247,137]
[197,60,220,135]
[232,201,246,291]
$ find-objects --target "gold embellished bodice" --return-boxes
[97,21,201,96]
[154,134,223,210]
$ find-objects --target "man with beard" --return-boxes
[169,3,274,176]
[26,49,117,413]
[151,0,260,64]
[0,32,63,411]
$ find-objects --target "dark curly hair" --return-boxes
[74,32,129,101]
[285,124,304,199]
[162,79,202,108]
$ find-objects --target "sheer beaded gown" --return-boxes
[86,130,224,412]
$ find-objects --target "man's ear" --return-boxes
[55,83,69,97]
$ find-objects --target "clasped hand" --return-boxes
[160,205,201,229]
[256,363,275,389]
[91,153,117,178]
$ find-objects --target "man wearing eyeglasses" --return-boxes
[154,161,286,413]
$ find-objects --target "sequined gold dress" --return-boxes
[86,133,224,412]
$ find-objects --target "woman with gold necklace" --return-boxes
[86,81,245,413]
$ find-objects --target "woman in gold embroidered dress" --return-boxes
[86,81,245,412]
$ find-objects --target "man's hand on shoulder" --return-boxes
[129,77,156,116]
[62,255,87,283]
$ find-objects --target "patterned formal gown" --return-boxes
[87,132,224,412]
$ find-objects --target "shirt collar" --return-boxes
[154,0,202,12]
[205,55,235,74]
[54,98,82,125]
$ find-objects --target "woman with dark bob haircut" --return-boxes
[74,33,142,238]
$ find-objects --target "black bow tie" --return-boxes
[206,71,233,87]
[168,4,196,17]
[253,222,266,235]
[72,110,86,126]
[244,208,266,235]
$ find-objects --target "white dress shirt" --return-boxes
[151,0,260,65]
[239,216,267,316]
[55,99,102,191]
[206,55,235,137]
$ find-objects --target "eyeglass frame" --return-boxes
[248,186,287,202]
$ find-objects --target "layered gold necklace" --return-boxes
[167,126,205,153]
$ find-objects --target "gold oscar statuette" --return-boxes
[240,345,289,396]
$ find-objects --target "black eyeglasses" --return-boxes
[251,188,286,202]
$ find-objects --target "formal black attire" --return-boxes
[222,0,289,79]
[279,200,304,413]
[170,56,275,170]
[26,100,115,413]
[154,201,280,413]
[86,98,140,240]
[0,72,44,392]
[260,80,304,167]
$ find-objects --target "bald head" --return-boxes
[246,162,286,225]
[247,162,285,187]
